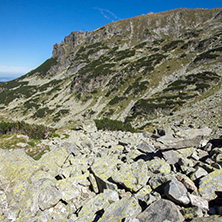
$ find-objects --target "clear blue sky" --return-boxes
[0,0,221,81]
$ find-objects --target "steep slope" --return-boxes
[0,8,221,131]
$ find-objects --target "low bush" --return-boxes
[0,121,54,139]
[94,118,136,132]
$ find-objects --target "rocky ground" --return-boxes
[0,124,222,221]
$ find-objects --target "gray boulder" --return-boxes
[112,159,149,192]
[136,199,184,222]
[136,141,155,154]
[156,127,212,150]
[164,179,190,205]
[99,197,141,222]
[191,215,222,222]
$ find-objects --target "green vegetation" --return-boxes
[33,107,55,118]
[0,121,53,139]
[194,51,219,63]
[27,57,58,77]
[50,133,60,138]
[184,31,199,38]
[0,84,38,105]
[53,109,69,122]
[124,78,149,95]
[112,49,136,61]
[39,79,63,92]
[144,28,151,35]
[126,71,221,122]
[162,40,184,52]
[94,118,136,132]
[108,96,126,105]
[134,42,147,49]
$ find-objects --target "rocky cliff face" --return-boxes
[0,8,221,132]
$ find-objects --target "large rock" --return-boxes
[99,197,141,222]
[188,194,208,210]
[136,199,184,222]
[112,159,149,192]
[146,158,171,174]
[164,179,190,205]
[136,141,155,154]
[77,189,119,221]
[156,128,212,150]
[191,215,222,222]
[90,157,119,193]
[199,169,222,200]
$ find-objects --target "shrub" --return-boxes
[108,96,126,105]
[0,120,54,139]
[194,51,219,63]
[27,57,58,77]
[162,40,184,52]
[94,118,136,132]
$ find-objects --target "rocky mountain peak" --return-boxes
[0,8,221,133]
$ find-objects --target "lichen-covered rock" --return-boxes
[112,159,149,192]
[148,173,174,190]
[78,189,119,221]
[99,197,141,222]
[191,215,222,222]
[90,157,119,192]
[136,199,184,222]
[146,158,171,174]
[181,207,203,220]
[38,183,63,210]
[190,167,208,181]
[199,169,222,200]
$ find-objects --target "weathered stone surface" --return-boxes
[99,197,141,222]
[0,123,220,221]
[188,193,209,210]
[136,141,155,154]
[164,179,190,205]
[136,199,184,222]
[191,215,222,222]
[156,128,212,150]
[148,173,174,190]
[199,169,222,200]
[90,157,119,192]
[176,174,197,191]
[190,166,208,181]
[112,159,149,192]
[181,207,203,221]
[38,183,62,210]
[162,150,181,164]
[78,189,119,221]
[146,158,171,174]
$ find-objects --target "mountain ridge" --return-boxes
[0,8,221,133]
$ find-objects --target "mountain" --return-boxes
[0,8,221,132]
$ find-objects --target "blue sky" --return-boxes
[0,0,221,81]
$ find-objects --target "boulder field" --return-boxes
[0,126,222,221]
